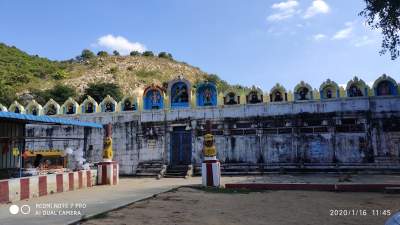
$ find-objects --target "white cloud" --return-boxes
[267,0,299,22]
[96,34,146,55]
[304,0,330,19]
[332,22,354,40]
[354,35,376,47]
[313,33,326,41]
[332,27,352,40]
[272,0,299,10]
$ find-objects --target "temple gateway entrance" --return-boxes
[170,126,192,165]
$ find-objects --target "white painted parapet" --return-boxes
[0,170,97,204]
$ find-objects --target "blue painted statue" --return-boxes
[196,82,217,107]
[143,86,164,110]
[171,81,189,108]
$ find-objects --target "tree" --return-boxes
[205,74,230,93]
[0,81,16,106]
[142,51,154,57]
[130,51,141,56]
[45,84,77,103]
[360,0,400,60]
[97,51,108,57]
[79,49,95,61]
[113,50,120,56]
[158,52,173,60]
[32,84,77,104]
[82,82,123,102]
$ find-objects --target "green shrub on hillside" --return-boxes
[130,51,141,56]
[97,51,109,57]
[82,82,123,102]
[52,70,68,80]
[113,50,120,56]
[205,74,230,93]
[142,51,154,57]
[135,69,160,79]
[78,49,95,61]
[0,80,16,105]
[32,84,77,105]
[158,52,173,60]
[0,43,70,105]
[108,67,118,74]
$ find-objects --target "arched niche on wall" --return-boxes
[100,95,117,112]
[223,90,240,105]
[269,83,287,102]
[61,97,79,115]
[9,101,25,114]
[143,84,164,110]
[346,76,368,97]
[319,79,340,99]
[294,81,313,101]
[0,103,8,112]
[43,99,60,115]
[168,76,191,109]
[81,96,98,114]
[246,86,263,104]
[196,81,217,107]
[26,100,43,116]
[119,95,138,111]
[373,74,398,96]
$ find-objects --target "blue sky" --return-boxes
[0,0,398,91]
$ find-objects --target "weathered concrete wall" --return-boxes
[26,96,400,174]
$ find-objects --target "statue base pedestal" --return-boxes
[202,156,221,187]
[97,161,119,185]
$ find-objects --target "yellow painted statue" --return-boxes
[103,136,113,161]
[203,133,216,157]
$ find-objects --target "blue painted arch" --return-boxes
[143,86,164,110]
[170,81,190,109]
[196,82,217,107]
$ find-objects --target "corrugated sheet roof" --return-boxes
[0,111,102,128]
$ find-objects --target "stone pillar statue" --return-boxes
[97,123,119,185]
[201,120,221,187]
[102,123,113,162]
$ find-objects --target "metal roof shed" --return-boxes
[0,111,102,128]
[0,112,102,177]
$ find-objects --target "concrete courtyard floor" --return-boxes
[0,174,399,225]
[0,176,247,225]
[80,186,400,225]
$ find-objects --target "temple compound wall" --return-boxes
[24,96,400,175]
[6,74,400,175]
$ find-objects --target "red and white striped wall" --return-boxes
[97,161,119,185]
[202,160,221,187]
[0,169,97,204]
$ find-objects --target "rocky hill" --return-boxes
[0,43,232,105]
[63,55,210,97]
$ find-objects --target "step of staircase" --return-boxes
[135,160,166,178]
[164,165,193,178]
